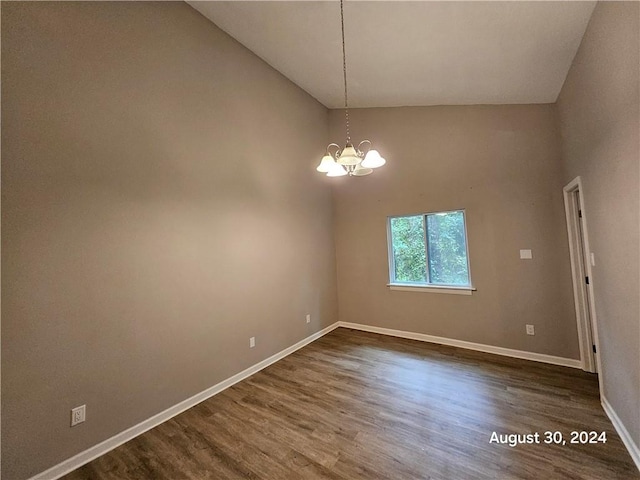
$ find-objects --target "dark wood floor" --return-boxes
[63,328,639,480]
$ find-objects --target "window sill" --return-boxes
[387,283,476,295]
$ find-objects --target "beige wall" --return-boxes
[330,105,579,359]
[1,2,337,479]
[4,1,637,479]
[557,1,640,449]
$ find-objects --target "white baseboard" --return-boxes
[602,396,640,472]
[29,322,340,480]
[338,322,582,369]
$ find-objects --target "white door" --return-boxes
[563,177,600,375]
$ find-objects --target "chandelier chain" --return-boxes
[340,0,350,143]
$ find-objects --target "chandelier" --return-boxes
[316,0,387,177]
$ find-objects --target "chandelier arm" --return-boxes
[357,139,372,156]
[326,143,342,158]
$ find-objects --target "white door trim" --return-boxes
[563,177,602,384]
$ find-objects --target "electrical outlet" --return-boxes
[526,324,535,336]
[71,405,86,427]
[249,336,255,348]
[306,314,311,324]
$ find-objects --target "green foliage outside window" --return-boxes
[389,210,470,286]
[427,211,469,285]
[390,216,426,283]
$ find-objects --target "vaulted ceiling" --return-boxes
[188,1,596,109]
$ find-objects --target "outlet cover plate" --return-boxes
[71,405,86,427]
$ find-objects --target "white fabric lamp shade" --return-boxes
[316,154,336,173]
[361,149,386,169]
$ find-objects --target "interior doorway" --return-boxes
[563,177,600,376]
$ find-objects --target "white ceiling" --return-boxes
[188,1,596,109]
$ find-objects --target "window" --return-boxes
[387,210,472,290]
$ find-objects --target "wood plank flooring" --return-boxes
[62,328,639,479]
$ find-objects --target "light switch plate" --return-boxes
[520,249,532,259]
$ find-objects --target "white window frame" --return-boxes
[386,209,475,295]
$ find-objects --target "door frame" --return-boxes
[563,177,601,379]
